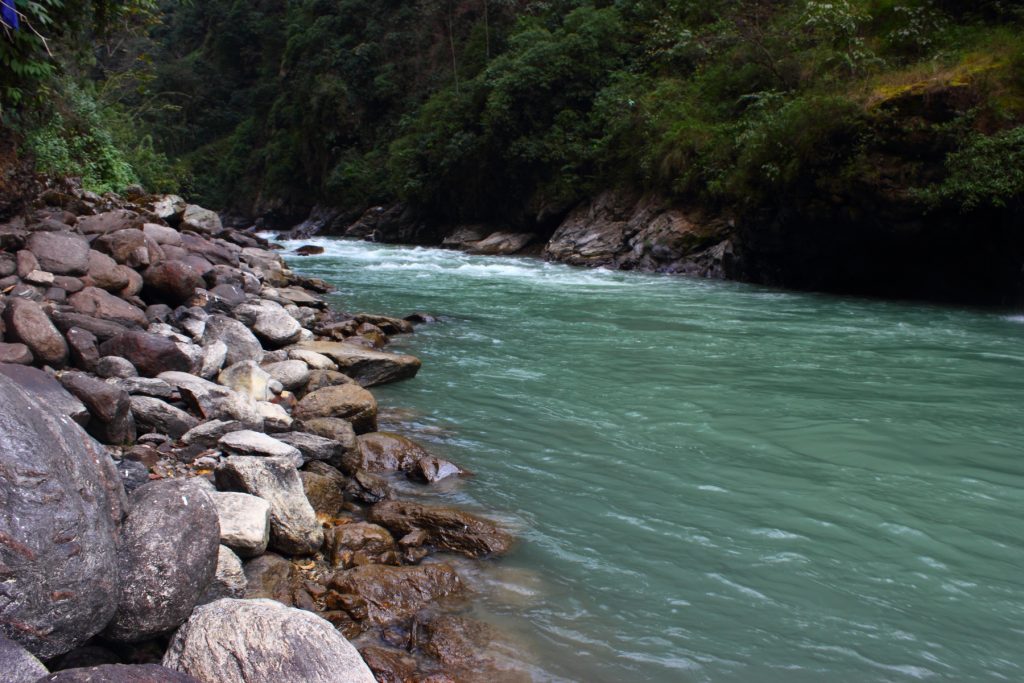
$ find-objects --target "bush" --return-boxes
[925,126,1024,209]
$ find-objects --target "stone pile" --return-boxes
[0,183,515,682]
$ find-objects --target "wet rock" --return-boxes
[162,598,376,683]
[345,470,393,504]
[104,479,220,643]
[416,614,500,673]
[26,231,90,275]
[299,466,347,517]
[65,326,99,370]
[276,431,348,465]
[404,312,438,324]
[129,396,199,438]
[465,230,535,255]
[412,456,466,483]
[219,430,302,464]
[200,546,247,604]
[326,522,396,569]
[0,341,32,364]
[0,374,122,659]
[85,250,129,291]
[262,359,310,391]
[369,501,513,558]
[358,645,418,683]
[144,261,205,305]
[328,564,463,626]
[296,416,358,452]
[95,355,138,378]
[38,664,201,682]
[294,383,378,433]
[242,553,297,604]
[0,634,48,683]
[203,315,263,366]
[58,371,136,444]
[216,456,324,555]
[99,331,193,377]
[217,360,274,402]
[180,204,222,233]
[2,298,69,367]
[349,431,431,474]
[353,313,415,335]
[69,287,148,327]
[294,244,325,255]
[291,340,420,386]
[211,491,271,558]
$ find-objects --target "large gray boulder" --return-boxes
[158,371,262,428]
[162,599,375,683]
[2,298,69,367]
[218,430,302,465]
[0,634,48,682]
[203,316,263,366]
[210,492,271,558]
[129,396,199,439]
[27,231,91,275]
[99,331,194,377]
[216,456,323,556]
[104,479,220,643]
[0,375,124,659]
[290,341,420,387]
[38,664,201,682]
[293,383,378,434]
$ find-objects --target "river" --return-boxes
[277,236,1024,683]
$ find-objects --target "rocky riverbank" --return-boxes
[0,180,518,682]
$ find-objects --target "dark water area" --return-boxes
[280,237,1024,683]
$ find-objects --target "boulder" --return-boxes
[199,546,247,604]
[65,327,99,370]
[180,419,244,447]
[85,250,130,292]
[76,210,141,235]
[210,492,271,558]
[358,646,418,683]
[262,359,310,391]
[95,355,137,379]
[158,371,262,427]
[413,456,466,483]
[199,340,227,379]
[304,368,356,392]
[291,341,420,386]
[104,479,220,643]
[162,599,375,683]
[117,376,175,400]
[256,401,293,432]
[0,363,89,426]
[2,298,68,367]
[58,371,135,444]
[50,311,129,342]
[0,342,32,365]
[328,564,463,626]
[129,396,199,438]
[345,470,393,505]
[353,313,415,335]
[296,416,357,450]
[27,231,90,275]
[275,431,348,465]
[219,430,302,465]
[0,634,48,683]
[99,331,193,377]
[294,384,377,433]
[68,287,148,327]
[348,431,431,474]
[0,374,123,659]
[144,261,205,305]
[416,613,497,671]
[217,360,274,402]
[93,229,161,268]
[16,249,39,278]
[149,195,187,222]
[203,315,263,366]
[465,230,535,255]
[287,348,336,370]
[143,222,183,245]
[242,553,297,604]
[180,205,222,233]
[38,664,201,682]
[368,501,513,558]
[216,456,324,556]
[299,466,347,518]
[325,522,395,569]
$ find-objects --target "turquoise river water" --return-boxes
[278,236,1024,683]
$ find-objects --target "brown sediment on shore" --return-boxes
[0,180,524,682]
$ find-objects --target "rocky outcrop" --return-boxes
[544,190,733,277]
[162,599,376,683]
[0,374,122,659]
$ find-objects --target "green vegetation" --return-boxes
[4,0,1024,218]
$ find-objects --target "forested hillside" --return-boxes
[2,0,1024,299]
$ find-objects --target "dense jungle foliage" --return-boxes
[3,0,1023,225]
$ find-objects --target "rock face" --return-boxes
[210,492,271,558]
[0,374,122,659]
[328,564,463,626]
[104,479,220,643]
[162,598,376,683]
[544,190,733,277]
[216,456,324,555]
[291,341,420,387]
[294,383,378,433]
[3,298,69,367]
[0,634,48,683]
[38,664,201,682]
[369,500,513,558]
